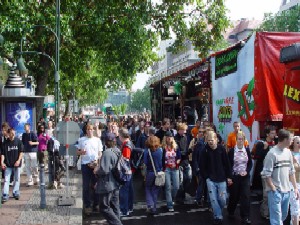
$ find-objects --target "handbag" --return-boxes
[148,149,165,187]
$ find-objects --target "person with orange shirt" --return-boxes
[191,120,201,138]
[118,128,134,217]
[227,122,249,150]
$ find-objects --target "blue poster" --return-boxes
[5,102,33,139]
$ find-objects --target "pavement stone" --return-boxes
[0,168,82,225]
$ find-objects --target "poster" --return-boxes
[212,34,259,148]
[5,102,34,139]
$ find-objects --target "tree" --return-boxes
[130,87,150,112]
[257,5,300,32]
[0,1,230,118]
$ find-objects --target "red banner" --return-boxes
[283,60,300,135]
[254,32,300,121]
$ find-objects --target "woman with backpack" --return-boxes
[144,136,163,215]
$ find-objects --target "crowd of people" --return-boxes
[1,114,300,225]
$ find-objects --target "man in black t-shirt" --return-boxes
[1,128,23,203]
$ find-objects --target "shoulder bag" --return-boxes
[148,149,165,186]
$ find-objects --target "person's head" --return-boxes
[162,118,170,130]
[233,121,240,133]
[177,122,187,135]
[206,131,218,150]
[265,126,276,141]
[195,120,201,128]
[145,136,161,151]
[119,128,130,142]
[1,122,10,136]
[38,125,45,134]
[197,127,205,139]
[149,128,156,137]
[112,122,119,134]
[8,127,16,140]
[86,124,94,138]
[47,120,53,129]
[290,136,300,152]
[162,131,177,149]
[236,131,246,148]
[277,129,292,148]
[105,133,116,148]
[24,123,31,132]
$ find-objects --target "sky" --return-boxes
[131,0,282,91]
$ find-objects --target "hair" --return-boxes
[264,126,276,135]
[162,135,177,150]
[236,131,246,141]
[145,136,161,151]
[162,118,170,126]
[290,136,300,151]
[119,128,130,139]
[277,129,290,142]
[177,122,187,131]
[86,124,94,130]
[24,123,31,127]
[106,140,116,148]
[1,122,10,130]
[206,130,217,142]
[7,127,15,133]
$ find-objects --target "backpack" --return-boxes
[111,148,132,185]
[123,141,144,169]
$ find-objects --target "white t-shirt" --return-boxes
[78,136,103,164]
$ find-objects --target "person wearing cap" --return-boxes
[162,131,181,212]
[95,133,123,225]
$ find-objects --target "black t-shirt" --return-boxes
[1,138,23,168]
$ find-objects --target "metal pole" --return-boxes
[55,0,60,125]
[39,163,46,209]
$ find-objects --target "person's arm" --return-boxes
[223,146,232,185]
[14,142,23,167]
[98,139,103,160]
[261,151,275,190]
[246,148,253,175]
[1,154,6,169]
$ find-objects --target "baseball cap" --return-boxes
[105,133,116,142]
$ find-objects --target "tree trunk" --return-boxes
[35,57,51,120]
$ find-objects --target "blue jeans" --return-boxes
[81,164,99,208]
[119,178,134,214]
[268,190,290,225]
[165,168,179,208]
[145,171,161,211]
[3,167,21,197]
[195,174,205,203]
[206,178,227,219]
[99,189,122,225]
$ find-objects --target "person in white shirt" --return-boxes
[77,124,103,216]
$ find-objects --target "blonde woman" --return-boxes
[290,136,300,225]
[162,131,181,212]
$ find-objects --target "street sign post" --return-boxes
[56,121,80,206]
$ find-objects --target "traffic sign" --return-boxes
[55,121,80,145]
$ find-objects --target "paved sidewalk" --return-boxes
[0,169,82,225]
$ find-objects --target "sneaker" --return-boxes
[84,207,92,216]
[58,182,65,189]
[213,219,223,225]
[2,194,9,203]
[9,181,14,186]
[53,181,58,190]
[168,208,174,212]
[13,193,20,200]
[128,209,133,213]
[120,212,129,217]
[27,181,34,187]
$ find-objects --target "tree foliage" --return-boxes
[257,5,300,32]
[0,0,230,117]
[130,87,150,112]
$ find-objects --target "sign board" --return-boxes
[55,121,80,145]
[69,100,79,113]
